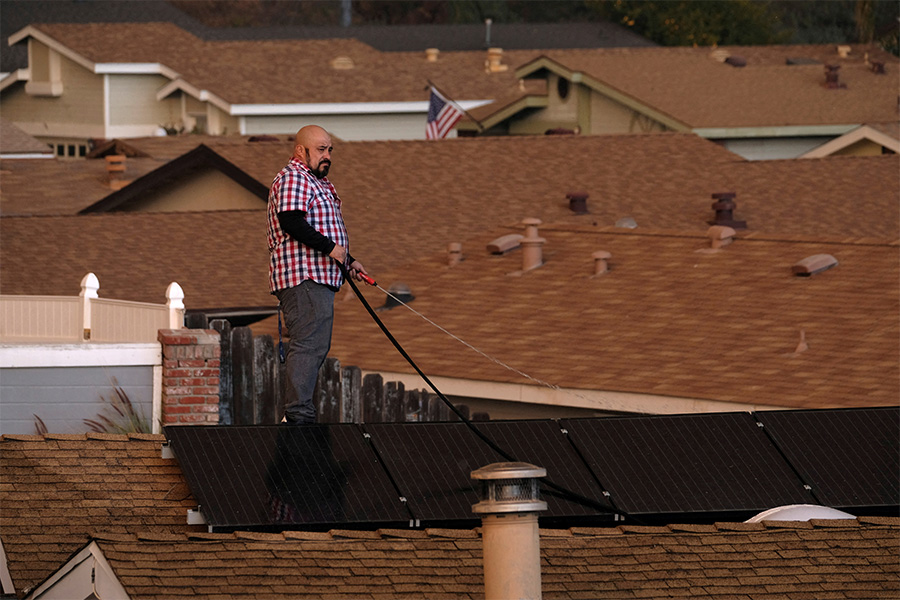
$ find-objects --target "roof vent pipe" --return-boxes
[709,192,747,229]
[425,48,439,62]
[792,254,838,276]
[520,218,545,271]
[472,462,547,600]
[486,47,508,73]
[448,242,463,267]
[707,225,736,249]
[592,251,611,276]
[567,191,589,214]
[484,18,492,48]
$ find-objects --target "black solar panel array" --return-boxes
[756,408,899,509]
[164,407,899,532]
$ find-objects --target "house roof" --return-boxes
[39,517,900,599]
[1,134,897,311]
[325,225,899,411]
[0,118,52,157]
[516,44,899,131]
[0,433,203,597]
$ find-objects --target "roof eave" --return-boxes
[457,94,549,131]
[694,124,859,139]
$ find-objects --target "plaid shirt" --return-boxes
[267,157,348,292]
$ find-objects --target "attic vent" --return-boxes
[793,254,838,276]
[330,56,354,70]
[707,225,736,250]
[379,282,414,311]
[724,55,746,68]
[426,48,439,62]
[615,216,637,229]
[592,251,611,276]
[487,234,523,255]
[709,49,730,63]
[870,60,885,74]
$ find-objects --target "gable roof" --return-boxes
[30,518,900,599]
[0,433,203,597]
[326,225,899,411]
[515,44,899,132]
[0,118,52,158]
[800,124,900,157]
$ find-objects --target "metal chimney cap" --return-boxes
[471,462,546,480]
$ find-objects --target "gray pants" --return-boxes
[276,280,335,424]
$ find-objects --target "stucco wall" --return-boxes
[243,112,433,141]
[119,167,265,212]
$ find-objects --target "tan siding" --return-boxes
[0,46,104,132]
[589,91,667,135]
[244,113,428,140]
[108,74,176,127]
[118,168,264,212]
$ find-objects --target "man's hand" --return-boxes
[348,260,370,283]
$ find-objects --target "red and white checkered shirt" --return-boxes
[267,157,349,292]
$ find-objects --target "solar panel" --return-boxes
[165,425,410,530]
[364,422,503,523]
[561,412,814,516]
[474,421,616,519]
[756,407,900,509]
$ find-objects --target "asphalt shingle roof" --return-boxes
[76,518,900,599]
[326,225,899,410]
[0,433,203,597]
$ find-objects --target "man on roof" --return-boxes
[266,125,369,425]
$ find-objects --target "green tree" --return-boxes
[589,0,789,46]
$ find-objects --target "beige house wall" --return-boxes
[108,74,178,128]
[1,42,104,139]
[244,113,430,141]
[832,138,889,156]
[589,91,668,135]
[117,168,264,212]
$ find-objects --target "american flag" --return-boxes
[425,87,465,140]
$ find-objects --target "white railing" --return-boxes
[0,273,184,343]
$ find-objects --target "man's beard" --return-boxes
[306,149,330,178]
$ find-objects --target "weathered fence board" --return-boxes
[213,324,483,425]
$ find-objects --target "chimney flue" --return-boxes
[520,218,545,271]
[472,462,547,600]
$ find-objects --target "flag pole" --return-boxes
[427,80,485,133]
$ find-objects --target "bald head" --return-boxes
[293,125,333,178]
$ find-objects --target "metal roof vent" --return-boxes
[709,192,747,229]
[707,225,736,250]
[378,282,414,311]
[520,218,545,271]
[824,64,846,89]
[448,242,463,267]
[472,462,547,600]
[725,55,747,68]
[592,251,611,276]
[616,216,638,229]
[487,234,523,255]
[566,191,589,214]
[792,254,838,276]
[425,48,439,62]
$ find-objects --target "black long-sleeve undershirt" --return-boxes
[278,210,354,264]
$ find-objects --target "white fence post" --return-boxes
[79,273,100,341]
[166,282,185,330]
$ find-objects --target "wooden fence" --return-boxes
[204,318,484,425]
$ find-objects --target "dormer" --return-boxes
[25,39,63,97]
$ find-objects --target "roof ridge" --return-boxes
[0,433,166,442]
